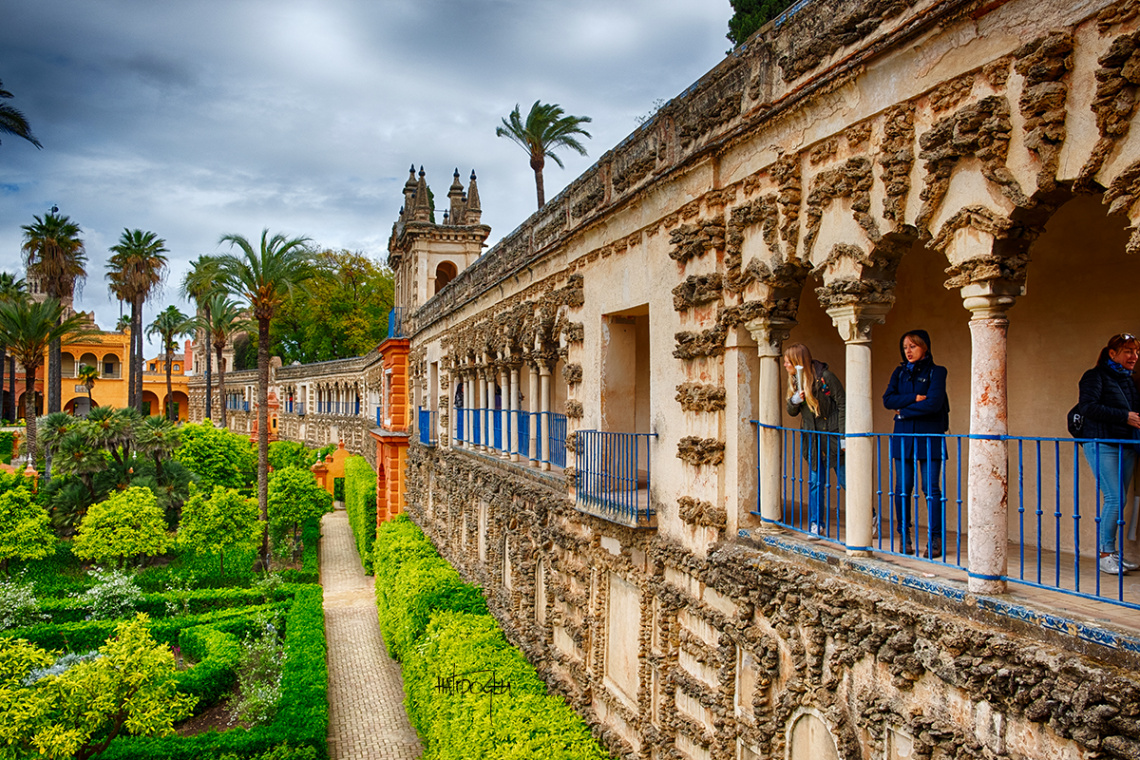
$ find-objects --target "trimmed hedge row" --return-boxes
[372,515,610,760]
[343,456,377,573]
[100,585,328,760]
[175,626,243,714]
[277,517,320,584]
[34,586,295,625]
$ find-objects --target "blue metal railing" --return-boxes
[492,408,503,450]
[387,307,406,339]
[376,406,382,426]
[752,422,1140,610]
[418,407,437,446]
[548,412,567,468]
[455,407,465,442]
[296,402,305,416]
[576,430,657,523]
[242,400,250,412]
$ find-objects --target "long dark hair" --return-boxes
[1097,333,1139,365]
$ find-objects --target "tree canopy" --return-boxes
[726,0,794,46]
[496,101,591,209]
[72,487,171,568]
[178,485,262,577]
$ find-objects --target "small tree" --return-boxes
[76,364,98,407]
[174,421,257,490]
[72,487,171,569]
[267,466,332,558]
[178,485,262,577]
[0,481,52,575]
[0,614,197,760]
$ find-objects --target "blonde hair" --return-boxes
[784,343,820,416]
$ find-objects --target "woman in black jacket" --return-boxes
[882,330,949,557]
[784,343,845,540]
[1077,333,1140,575]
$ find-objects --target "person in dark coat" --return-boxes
[784,343,846,540]
[882,330,948,557]
[1077,333,1140,575]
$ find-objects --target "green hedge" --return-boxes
[0,430,13,464]
[34,586,295,625]
[99,585,328,760]
[277,517,320,584]
[372,515,609,759]
[343,456,377,573]
[175,626,243,714]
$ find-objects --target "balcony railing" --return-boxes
[296,402,306,416]
[418,407,438,446]
[575,430,657,524]
[376,406,382,427]
[752,423,1140,610]
[388,307,406,339]
[452,408,561,467]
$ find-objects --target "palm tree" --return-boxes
[216,229,313,572]
[77,363,98,409]
[107,229,169,413]
[115,314,131,333]
[0,298,87,465]
[146,305,193,422]
[195,293,244,429]
[0,79,42,150]
[21,211,87,415]
[496,100,592,209]
[0,272,26,421]
[180,255,221,420]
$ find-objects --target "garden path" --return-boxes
[321,506,423,760]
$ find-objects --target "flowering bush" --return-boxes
[229,613,287,726]
[78,568,143,620]
[0,572,46,630]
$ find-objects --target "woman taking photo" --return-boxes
[784,343,845,540]
[882,330,949,558]
[1077,332,1140,575]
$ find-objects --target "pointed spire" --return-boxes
[448,167,465,225]
[412,166,432,222]
[465,169,482,224]
[403,164,417,214]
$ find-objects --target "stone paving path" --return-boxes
[322,507,423,760]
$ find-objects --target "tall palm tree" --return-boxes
[496,100,592,209]
[106,229,168,412]
[146,305,194,422]
[0,298,86,465]
[180,255,221,420]
[0,273,26,421]
[195,293,244,429]
[0,79,42,149]
[77,363,98,408]
[20,211,87,415]
[216,229,313,572]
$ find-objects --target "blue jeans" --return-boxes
[1082,441,1137,553]
[807,449,845,528]
[893,458,943,543]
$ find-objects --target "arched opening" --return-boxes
[434,261,458,294]
[16,391,43,419]
[141,390,161,417]
[60,352,76,378]
[102,353,122,379]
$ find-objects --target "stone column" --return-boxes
[464,371,474,450]
[509,363,521,462]
[828,303,891,556]
[528,362,540,466]
[478,367,489,452]
[539,362,552,471]
[725,326,760,536]
[745,317,796,526]
[962,280,1020,594]
[498,364,510,459]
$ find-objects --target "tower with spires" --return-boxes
[388,166,490,318]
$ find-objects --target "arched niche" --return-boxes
[787,710,839,760]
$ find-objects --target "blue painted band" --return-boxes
[968,572,1004,581]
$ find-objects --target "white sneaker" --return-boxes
[1099,552,1131,574]
[1122,555,1140,571]
[807,523,822,541]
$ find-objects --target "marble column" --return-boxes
[478,366,489,452]
[539,362,552,471]
[528,362,540,466]
[509,363,521,462]
[828,303,891,556]
[745,317,796,526]
[962,280,1020,594]
[498,364,510,459]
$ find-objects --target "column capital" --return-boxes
[827,302,891,345]
[744,316,797,358]
[960,280,1023,320]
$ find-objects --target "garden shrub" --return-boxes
[371,516,608,759]
[179,486,263,578]
[175,422,257,491]
[72,487,171,568]
[78,568,143,620]
[229,612,287,726]
[343,456,376,572]
[0,572,47,630]
[267,468,331,557]
[267,441,313,472]
[175,626,242,714]
[275,518,320,584]
[0,430,14,464]
[0,478,53,574]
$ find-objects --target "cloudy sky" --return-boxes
[0,0,732,353]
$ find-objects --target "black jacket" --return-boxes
[787,360,845,464]
[1077,361,1140,443]
[882,330,949,460]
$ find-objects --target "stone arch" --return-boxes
[434,260,458,294]
[786,709,839,760]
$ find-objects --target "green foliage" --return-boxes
[343,456,376,573]
[726,0,793,46]
[332,477,344,502]
[0,431,13,464]
[275,518,320,584]
[229,613,286,726]
[175,422,257,491]
[0,573,47,631]
[371,516,608,760]
[178,486,263,578]
[72,487,171,569]
[77,568,143,620]
[175,626,242,715]
[0,614,197,760]
[268,441,317,471]
[267,468,331,556]
[270,249,395,364]
[0,479,53,572]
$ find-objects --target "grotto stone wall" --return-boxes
[405,441,1140,760]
